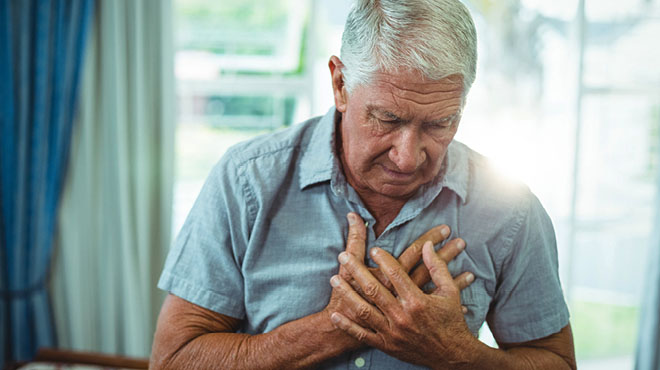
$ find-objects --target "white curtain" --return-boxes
[635,136,660,369]
[50,0,174,358]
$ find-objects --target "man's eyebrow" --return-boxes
[367,106,406,121]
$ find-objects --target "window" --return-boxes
[173,0,348,232]
[463,1,659,367]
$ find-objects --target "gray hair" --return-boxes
[340,0,477,95]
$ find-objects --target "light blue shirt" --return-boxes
[158,108,570,369]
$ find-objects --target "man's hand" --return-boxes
[328,241,479,368]
[339,212,474,294]
[321,213,474,354]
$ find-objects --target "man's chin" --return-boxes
[376,183,422,200]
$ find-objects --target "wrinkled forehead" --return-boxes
[360,71,465,113]
[370,69,464,92]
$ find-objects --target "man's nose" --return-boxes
[388,128,426,173]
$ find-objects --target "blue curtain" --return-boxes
[0,0,93,365]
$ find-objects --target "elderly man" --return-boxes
[152,0,575,368]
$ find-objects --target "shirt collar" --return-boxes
[438,140,469,204]
[299,107,469,204]
[299,107,338,189]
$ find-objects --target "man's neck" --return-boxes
[360,193,407,237]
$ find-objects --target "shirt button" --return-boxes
[355,357,365,368]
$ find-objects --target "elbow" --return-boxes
[563,355,577,370]
[150,338,177,370]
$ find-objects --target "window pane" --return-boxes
[571,92,658,364]
[584,19,660,88]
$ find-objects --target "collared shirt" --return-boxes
[158,108,570,369]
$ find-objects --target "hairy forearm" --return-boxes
[459,341,576,370]
[152,311,356,370]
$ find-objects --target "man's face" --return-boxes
[333,65,464,202]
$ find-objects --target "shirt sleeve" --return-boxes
[157,150,255,319]
[487,193,570,343]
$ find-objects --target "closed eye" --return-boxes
[380,118,402,125]
[425,113,460,129]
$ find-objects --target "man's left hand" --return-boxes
[329,241,479,368]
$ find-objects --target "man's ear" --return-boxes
[328,55,348,112]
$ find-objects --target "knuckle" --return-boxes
[391,311,409,327]
[347,233,365,245]
[409,241,422,255]
[357,304,371,321]
[404,299,424,314]
[386,266,402,281]
[364,282,379,299]
[355,329,368,342]
[348,227,365,238]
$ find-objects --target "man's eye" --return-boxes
[427,115,459,130]
[380,119,399,124]
[428,121,451,129]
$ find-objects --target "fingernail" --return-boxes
[370,247,379,257]
[456,239,465,250]
[466,273,474,284]
[347,213,357,225]
[441,226,450,237]
[338,252,349,264]
[331,312,341,324]
[462,306,468,314]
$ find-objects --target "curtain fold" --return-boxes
[635,130,660,369]
[50,0,174,358]
[0,0,93,366]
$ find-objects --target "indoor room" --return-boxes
[1,0,659,369]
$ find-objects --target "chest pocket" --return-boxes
[459,279,492,336]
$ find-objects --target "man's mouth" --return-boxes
[381,165,416,180]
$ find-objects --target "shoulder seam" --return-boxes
[234,143,302,168]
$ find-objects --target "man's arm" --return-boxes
[329,241,576,370]
[150,215,473,369]
[150,294,354,369]
[480,324,576,370]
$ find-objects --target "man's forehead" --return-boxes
[356,74,464,111]
[371,71,464,93]
[359,73,464,118]
[366,102,461,121]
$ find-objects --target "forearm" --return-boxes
[459,341,576,370]
[152,311,357,370]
